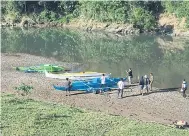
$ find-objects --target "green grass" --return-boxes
[1,94,189,136]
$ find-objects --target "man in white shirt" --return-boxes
[101,74,106,87]
[117,78,124,98]
[100,74,106,93]
[181,79,187,98]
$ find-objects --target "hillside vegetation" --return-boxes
[1,1,189,32]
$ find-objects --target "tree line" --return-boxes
[1,1,189,30]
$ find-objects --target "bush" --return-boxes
[5,12,21,23]
[39,10,49,22]
[129,7,156,30]
[14,83,33,96]
[58,14,74,23]
[49,11,57,21]
[39,10,58,22]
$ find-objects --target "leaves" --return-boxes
[14,83,33,95]
[2,1,189,29]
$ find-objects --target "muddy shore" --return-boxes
[1,53,189,125]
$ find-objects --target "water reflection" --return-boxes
[1,28,189,91]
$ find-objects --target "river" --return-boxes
[1,27,189,91]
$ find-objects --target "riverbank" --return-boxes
[1,53,189,126]
[1,94,189,136]
[1,17,189,37]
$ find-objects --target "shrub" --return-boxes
[39,10,50,22]
[58,14,74,23]
[5,11,21,23]
[14,83,33,96]
[129,7,156,30]
[49,11,58,21]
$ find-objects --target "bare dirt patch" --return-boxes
[158,13,189,36]
[1,53,189,125]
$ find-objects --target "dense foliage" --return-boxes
[1,1,189,30]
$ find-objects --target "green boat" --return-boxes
[16,64,65,73]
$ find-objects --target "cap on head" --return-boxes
[66,78,69,80]
[144,75,147,78]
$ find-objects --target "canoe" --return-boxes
[53,77,126,92]
[16,64,65,73]
[45,70,111,80]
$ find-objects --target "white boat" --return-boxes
[45,70,111,80]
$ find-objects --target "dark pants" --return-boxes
[66,86,71,94]
[182,88,187,98]
[118,89,123,98]
[100,84,106,88]
[100,84,106,93]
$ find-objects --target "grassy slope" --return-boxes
[1,94,189,136]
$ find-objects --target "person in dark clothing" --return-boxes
[126,68,133,84]
[65,78,72,96]
[139,76,144,95]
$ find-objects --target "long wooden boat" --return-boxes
[53,77,126,92]
[45,70,111,80]
[16,64,65,73]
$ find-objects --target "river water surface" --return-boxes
[1,28,189,92]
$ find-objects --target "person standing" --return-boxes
[100,74,106,88]
[65,78,72,96]
[139,76,144,95]
[149,73,154,91]
[181,79,187,98]
[100,74,106,93]
[117,78,124,98]
[126,68,133,84]
[143,75,149,95]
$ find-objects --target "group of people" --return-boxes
[117,69,154,98]
[138,73,154,96]
[117,68,187,98]
[64,68,187,98]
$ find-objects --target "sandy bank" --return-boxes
[1,53,189,125]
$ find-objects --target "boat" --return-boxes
[16,64,65,73]
[53,77,126,92]
[53,85,111,92]
[45,70,111,80]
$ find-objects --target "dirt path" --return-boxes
[1,53,189,125]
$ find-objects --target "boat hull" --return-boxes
[45,71,110,80]
[53,77,126,92]
[16,64,64,73]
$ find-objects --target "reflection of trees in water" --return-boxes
[2,28,159,63]
[2,28,189,64]
[1,28,189,86]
